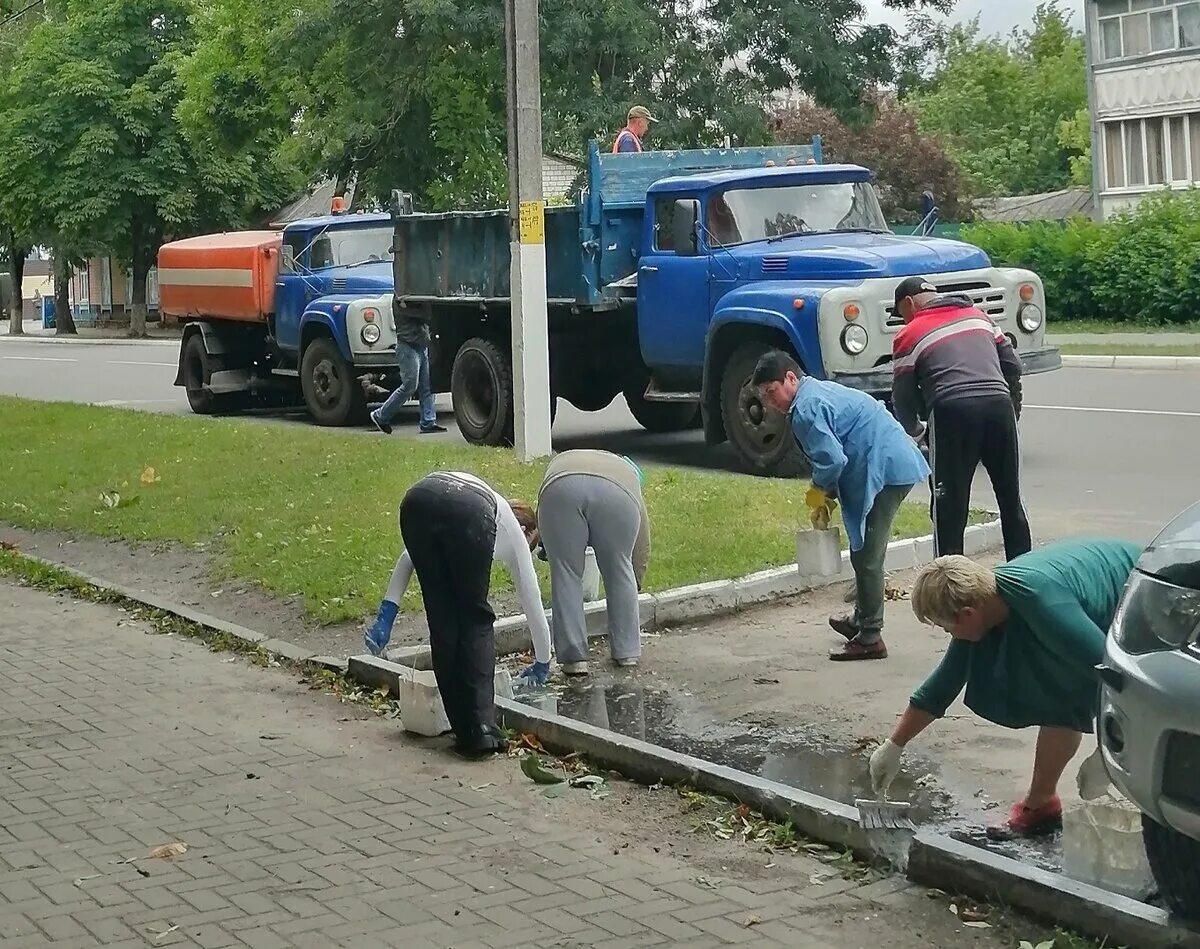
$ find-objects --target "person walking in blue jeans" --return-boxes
[371,304,447,435]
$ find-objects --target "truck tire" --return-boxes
[720,341,809,478]
[623,384,701,433]
[180,333,250,415]
[1142,813,1200,918]
[452,337,514,446]
[300,336,367,427]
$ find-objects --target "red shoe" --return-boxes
[985,797,1063,840]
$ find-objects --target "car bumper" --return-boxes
[830,346,1062,396]
[1100,637,1200,841]
[351,351,403,370]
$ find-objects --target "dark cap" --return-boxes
[893,276,937,314]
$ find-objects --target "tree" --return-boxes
[772,93,969,224]
[189,0,952,211]
[906,2,1087,197]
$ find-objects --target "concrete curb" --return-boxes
[908,832,1200,949]
[483,517,1002,657]
[0,332,179,347]
[1062,354,1200,371]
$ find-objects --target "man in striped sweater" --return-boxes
[891,276,1031,561]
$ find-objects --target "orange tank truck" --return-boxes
[158,231,282,322]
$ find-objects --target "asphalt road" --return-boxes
[1,336,1195,542]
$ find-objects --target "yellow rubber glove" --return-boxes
[805,486,837,530]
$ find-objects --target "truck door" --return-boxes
[275,229,310,353]
[637,195,709,369]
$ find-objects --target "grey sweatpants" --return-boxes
[538,474,641,664]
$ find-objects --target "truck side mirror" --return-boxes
[919,191,936,219]
[671,198,699,256]
[280,243,295,272]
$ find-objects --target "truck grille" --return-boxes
[332,277,347,292]
[885,281,1008,326]
[761,257,788,274]
[1162,730,1200,811]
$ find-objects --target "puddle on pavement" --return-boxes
[516,673,1064,872]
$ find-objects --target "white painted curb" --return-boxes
[0,332,178,347]
[479,516,1003,656]
[1062,354,1200,371]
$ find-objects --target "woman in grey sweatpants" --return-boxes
[537,450,650,675]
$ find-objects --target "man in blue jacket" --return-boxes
[754,351,930,661]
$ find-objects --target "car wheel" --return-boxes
[1142,812,1200,918]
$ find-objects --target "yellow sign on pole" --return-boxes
[518,200,545,245]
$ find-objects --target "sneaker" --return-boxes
[986,797,1063,840]
[829,639,888,661]
[419,422,448,434]
[370,410,392,435]
[562,661,589,676]
[614,657,639,668]
[828,615,859,641]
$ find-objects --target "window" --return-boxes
[1105,123,1125,188]
[711,181,889,245]
[1099,1,1200,59]
[1180,2,1200,45]
[1147,118,1166,182]
[281,233,306,273]
[1126,121,1147,185]
[1170,115,1189,181]
[1191,113,1200,180]
[654,196,692,252]
[1124,12,1153,54]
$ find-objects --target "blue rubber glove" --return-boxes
[517,660,551,687]
[365,600,399,657]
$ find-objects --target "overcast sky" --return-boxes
[862,0,1083,37]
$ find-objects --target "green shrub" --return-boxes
[962,190,1200,325]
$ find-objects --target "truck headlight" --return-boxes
[361,323,381,345]
[1111,570,1200,656]
[840,324,868,355]
[1018,303,1043,333]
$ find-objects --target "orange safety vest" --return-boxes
[612,129,643,154]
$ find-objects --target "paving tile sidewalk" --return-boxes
[0,580,1028,948]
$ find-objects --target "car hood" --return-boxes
[1137,501,1200,589]
[730,233,989,280]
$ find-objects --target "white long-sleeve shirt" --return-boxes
[384,472,551,664]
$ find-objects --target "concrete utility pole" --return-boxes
[504,0,553,461]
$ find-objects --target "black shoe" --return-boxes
[455,724,506,759]
[370,410,393,435]
[419,422,448,434]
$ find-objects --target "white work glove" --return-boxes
[869,739,905,797]
[1075,746,1112,801]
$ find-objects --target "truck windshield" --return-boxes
[707,181,889,245]
[308,227,394,269]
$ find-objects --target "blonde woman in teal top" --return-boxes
[870,539,1139,839]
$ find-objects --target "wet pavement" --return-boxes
[515,670,1065,873]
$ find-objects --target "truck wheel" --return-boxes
[301,336,367,427]
[181,334,219,415]
[1143,813,1200,918]
[720,342,809,478]
[452,337,514,446]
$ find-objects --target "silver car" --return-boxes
[1100,502,1200,918]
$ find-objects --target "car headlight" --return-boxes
[361,323,381,345]
[1018,303,1043,333]
[1111,570,1200,655]
[841,324,868,355]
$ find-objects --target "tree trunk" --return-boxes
[6,234,26,336]
[128,217,148,338]
[52,251,76,336]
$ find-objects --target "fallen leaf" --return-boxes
[960,907,989,923]
[695,877,719,890]
[569,774,605,788]
[520,754,564,786]
[963,921,991,929]
[753,677,780,685]
[146,842,187,860]
[73,874,101,886]
[809,874,828,886]
[472,783,495,791]
[140,466,161,486]
[949,903,959,916]
[744,915,761,928]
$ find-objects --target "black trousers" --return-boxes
[929,395,1032,561]
[399,474,498,739]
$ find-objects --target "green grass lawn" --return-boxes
[1059,343,1200,357]
[0,397,947,624]
[1049,319,1200,336]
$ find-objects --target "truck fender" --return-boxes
[700,302,822,445]
[174,321,231,386]
[298,305,352,362]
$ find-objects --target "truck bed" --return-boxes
[158,231,282,322]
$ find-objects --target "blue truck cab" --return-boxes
[390,138,1059,475]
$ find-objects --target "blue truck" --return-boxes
[166,138,1059,475]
